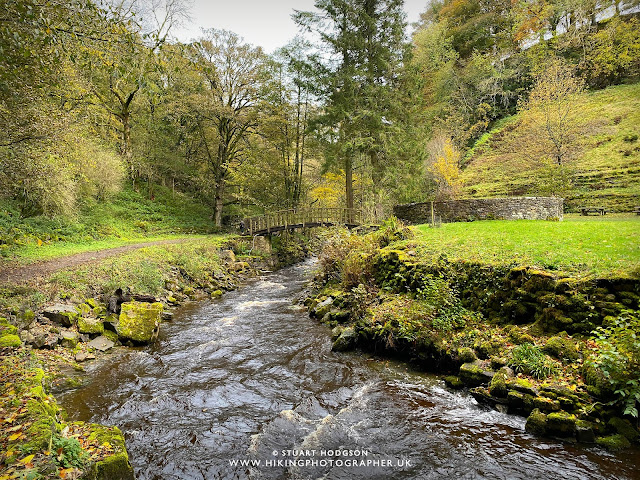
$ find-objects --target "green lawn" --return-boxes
[409,215,640,278]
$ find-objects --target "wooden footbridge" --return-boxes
[244,208,363,236]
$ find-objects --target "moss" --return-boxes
[331,327,357,352]
[458,346,477,363]
[533,396,560,413]
[86,425,134,480]
[116,301,163,343]
[0,333,21,347]
[489,370,508,398]
[78,317,105,335]
[608,417,639,441]
[459,362,493,387]
[210,290,223,298]
[543,336,580,362]
[596,434,631,451]
[102,330,119,344]
[547,411,577,437]
[525,409,548,435]
[85,298,98,308]
[444,376,464,389]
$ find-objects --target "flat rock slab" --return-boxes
[88,336,115,352]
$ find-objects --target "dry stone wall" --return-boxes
[393,197,564,224]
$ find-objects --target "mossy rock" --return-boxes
[85,298,99,308]
[507,378,538,396]
[60,330,79,348]
[543,336,580,363]
[76,303,92,317]
[444,376,464,389]
[86,425,135,480]
[117,301,163,343]
[608,417,639,442]
[533,396,560,413]
[0,318,18,336]
[78,317,105,335]
[489,370,508,398]
[101,330,119,344]
[596,434,631,451]
[458,347,477,363]
[459,362,494,387]
[547,411,576,437]
[525,409,548,435]
[210,290,223,299]
[331,326,357,352]
[473,339,502,359]
[576,420,596,443]
[0,334,21,347]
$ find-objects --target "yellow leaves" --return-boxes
[8,432,25,441]
[429,137,462,199]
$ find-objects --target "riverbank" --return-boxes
[304,219,640,451]
[0,232,309,479]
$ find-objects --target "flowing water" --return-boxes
[59,262,640,479]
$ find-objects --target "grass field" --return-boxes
[460,83,640,212]
[409,215,640,278]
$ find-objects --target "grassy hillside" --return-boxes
[0,183,215,261]
[460,82,640,212]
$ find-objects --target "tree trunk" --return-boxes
[345,155,354,222]
[213,181,224,227]
[121,110,133,179]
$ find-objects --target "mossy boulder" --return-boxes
[488,370,508,398]
[608,417,639,442]
[458,347,477,364]
[0,334,21,347]
[331,327,357,352]
[117,301,163,343]
[85,425,135,480]
[0,317,18,336]
[444,376,464,389]
[543,336,579,362]
[576,420,596,443]
[60,330,79,348]
[546,411,576,437]
[596,434,631,451]
[525,409,548,435]
[78,317,105,335]
[42,304,79,327]
[459,362,494,387]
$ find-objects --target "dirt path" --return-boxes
[0,238,192,285]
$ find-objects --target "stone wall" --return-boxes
[393,197,564,224]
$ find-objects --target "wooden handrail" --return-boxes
[244,208,363,235]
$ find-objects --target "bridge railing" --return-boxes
[244,208,362,235]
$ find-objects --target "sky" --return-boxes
[171,0,428,53]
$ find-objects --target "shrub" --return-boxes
[587,310,640,418]
[509,343,558,379]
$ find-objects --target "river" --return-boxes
[58,261,640,479]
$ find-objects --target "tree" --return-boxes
[294,0,407,217]
[522,58,584,167]
[189,29,267,226]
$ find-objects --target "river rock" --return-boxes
[42,304,78,327]
[331,326,357,352]
[459,362,495,387]
[117,301,163,343]
[78,316,105,335]
[75,351,96,362]
[60,329,79,348]
[88,335,115,352]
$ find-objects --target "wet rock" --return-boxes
[162,311,174,321]
[88,336,115,352]
[596,434,631,451]
[331,326,344,342]
[78,317,105,335]
[546,411,576,437]
[576,420,596,443]
[117,301,163,343]
[608,417,639,442]
[331,326,357,352]
[312,297,334,319]
[85,425,135,480]
[60,330,79,348]
[444,376,464,389]
[525,409,548,435]
[488,370,508,398]
[459,362,494,387]
[42,304,78,327]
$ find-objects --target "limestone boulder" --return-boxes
[42,304,78,327]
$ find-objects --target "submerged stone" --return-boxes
[117,301,163,343]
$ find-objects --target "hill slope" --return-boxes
[460,82,640,211]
